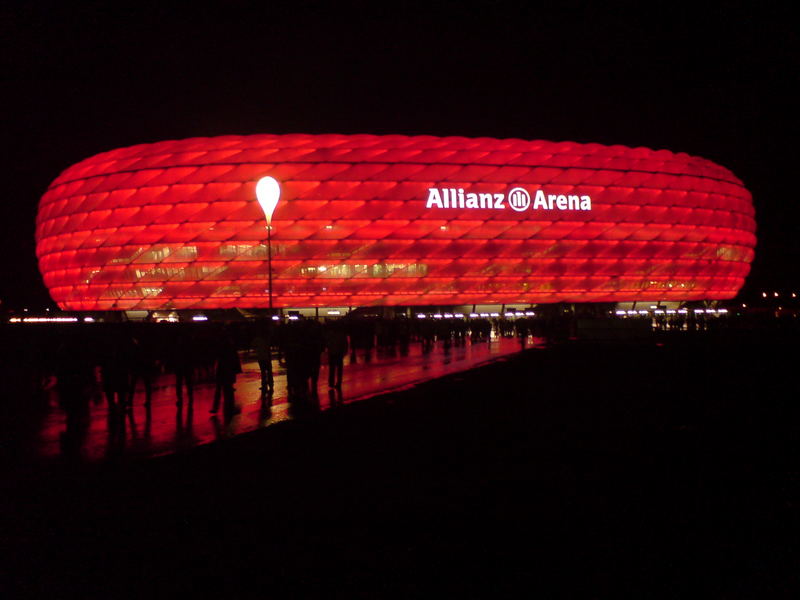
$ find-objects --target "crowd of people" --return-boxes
[3,315,545,415]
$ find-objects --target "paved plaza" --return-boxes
[35,335,539,461]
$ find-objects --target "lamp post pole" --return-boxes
[267,221,273,311]
[256,176,281,315]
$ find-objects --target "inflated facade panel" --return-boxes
[36,134,756,310]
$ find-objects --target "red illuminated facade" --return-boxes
[36,134,756,310]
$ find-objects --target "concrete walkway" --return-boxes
[36,336,540,461]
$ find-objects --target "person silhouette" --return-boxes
[251,321,274,402]
[325,321,348,389]
[210,331,242,417]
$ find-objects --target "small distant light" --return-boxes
[417,314,426,319]
[762,292,767,298]
[18,317,78,323]
[616,310,627,315]
[694,309,705,313]
[678,309,688,314]
[8,317,21,323]
[504,312,514,318]
[271,315,280,321]
[718,308,728,314]
[792,293,797,298]
[524,311,535,316]
[318,266,327,272]
[666,309,676,314]
[192,315,208,321]
[288,315,299,321]
[638,310,649,315]
[774,292,779,297]
[443,313,453,318]
[479,313,489,317]
[325,225,333,230]
[23,308,28,312]
[627,310,637,315]
[742,303,747,308]
[433,314,443,319]
[327,310,340,315]
[439,226,447,231]
[45,308,50,312]
[469,313,479,318]
[490,312,499,317]
[454,313,464,318]
[649,305,657,309]
[654,310,665,315]
[83,317,95,323]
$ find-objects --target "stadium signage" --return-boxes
[425,187,592,212]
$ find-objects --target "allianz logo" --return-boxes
[426,187,592,212]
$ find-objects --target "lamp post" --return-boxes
[256,176,281,311]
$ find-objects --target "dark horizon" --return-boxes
[3,2,797,310]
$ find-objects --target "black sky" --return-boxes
[2,1,797,309]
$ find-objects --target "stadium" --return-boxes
[35,134,756,314]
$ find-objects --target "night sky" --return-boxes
[2,2,797,310]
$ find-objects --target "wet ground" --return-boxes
[3,330,798,597]
[32,336,537,461]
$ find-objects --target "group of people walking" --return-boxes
[37,314,548,429]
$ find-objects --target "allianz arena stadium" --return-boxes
[36,134,756,311]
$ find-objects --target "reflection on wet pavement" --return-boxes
[36,337,540,461]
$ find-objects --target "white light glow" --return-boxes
[524,311,535,316]
[616,310,627,315]
[718,308,728,313]
[255,176,281,225]
[318,266,327,272]
[288,315,299,321]
[10,316,79,323]
[469,313,479,318]
[192,315,208,321]
[678,309,688,314]
[490,312,499,317]
[271,315,280,321]
[666,309,676,314]
[417,314,426,319]
[327,310,340,315]
[433,314,443,319]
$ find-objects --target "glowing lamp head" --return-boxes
[256,176,281,225]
